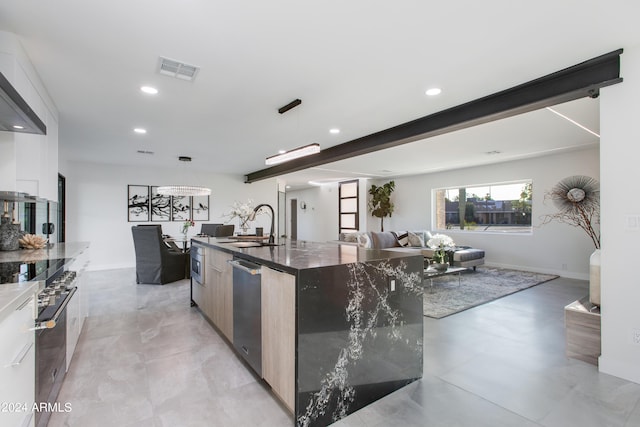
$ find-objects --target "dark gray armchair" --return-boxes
[132,225,188,285]
[215,224,235,237]
[200,223,223,236]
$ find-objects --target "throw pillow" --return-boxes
[407,231,425,247]
[343,233,358,243]
[371,231,400,249]
[356,233,371,248]
[395,231,409,247]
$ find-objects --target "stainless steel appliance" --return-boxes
[35,268,77,427]
[0,258,77,427]
[190,243,204,307]
[190,242,204,285]
[230,257,262,376]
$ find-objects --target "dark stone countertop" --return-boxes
[191,237,420,274]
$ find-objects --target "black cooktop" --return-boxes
[0,258,68,285]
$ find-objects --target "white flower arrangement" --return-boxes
[226,199,255,220]
[427,233,455,249]
[427,233,455,265]
[225,199,257,233]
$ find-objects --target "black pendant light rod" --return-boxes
[278,99,302,114]
[245,49,622,183]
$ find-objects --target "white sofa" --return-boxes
[338,230,485,270]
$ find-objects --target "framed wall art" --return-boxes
[192,195,210,221]
[171,196,191,221]
[127,185,150,222]
[150,186,171,221]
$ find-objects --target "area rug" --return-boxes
[423,266,558,319]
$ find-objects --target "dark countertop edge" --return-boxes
[191,237,299,274]
[0,242,91,286]
[0,242,90,264]
[190,237,423,274]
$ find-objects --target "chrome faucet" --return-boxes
[248,203,275,244]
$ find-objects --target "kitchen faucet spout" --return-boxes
[250,203,275,244]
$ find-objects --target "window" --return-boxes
[434,181,532,233]
[339,180,359,234]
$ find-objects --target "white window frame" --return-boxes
[433,180,533,234]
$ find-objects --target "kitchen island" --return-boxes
[190,237,423,427]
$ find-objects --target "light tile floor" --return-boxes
[49,269,640,427]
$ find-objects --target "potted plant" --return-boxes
[368,181,395,232]
[427,233,455,272]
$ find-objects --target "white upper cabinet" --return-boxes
[0,31,58,201]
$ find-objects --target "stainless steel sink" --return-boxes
[227,241,263,248]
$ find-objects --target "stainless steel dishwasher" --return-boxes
[229,257,262,376]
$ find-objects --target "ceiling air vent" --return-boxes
[157,57,200,81]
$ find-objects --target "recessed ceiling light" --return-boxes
[12,125,24,129]
[425,88,442,96]
[134,128,147,134]
[140,86,158,95]
[330,128,340,134]
[278,149,286,154]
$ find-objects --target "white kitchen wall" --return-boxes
[286,183,339,242]
[286,147,599,279]
[61,160,277,270]
[599,45,640,384]
[285,178,371,242]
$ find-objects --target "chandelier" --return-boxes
[157,156,211,197]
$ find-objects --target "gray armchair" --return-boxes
[214,224,235,237]
[132,225,188,285]
[200,223,223,236]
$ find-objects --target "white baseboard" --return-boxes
[599,355,640,385]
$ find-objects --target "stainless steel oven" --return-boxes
[190,243,204,285]
[0,258,77,427]
[34,269,77,427]
[0,258,77,426]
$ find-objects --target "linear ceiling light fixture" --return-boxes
[265,143,320,165]
[158,156,211,196]
[545,107,600,138]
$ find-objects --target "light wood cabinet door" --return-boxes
[262,266,295,412]
[205,248,233,341]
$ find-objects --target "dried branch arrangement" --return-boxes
[540,175,600,249]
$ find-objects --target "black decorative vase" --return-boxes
[0,215,20,251]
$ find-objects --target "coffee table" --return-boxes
[423,266,466,289]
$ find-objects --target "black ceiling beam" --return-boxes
[245,49,622,183]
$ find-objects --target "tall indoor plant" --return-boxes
[368,181,395,232]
